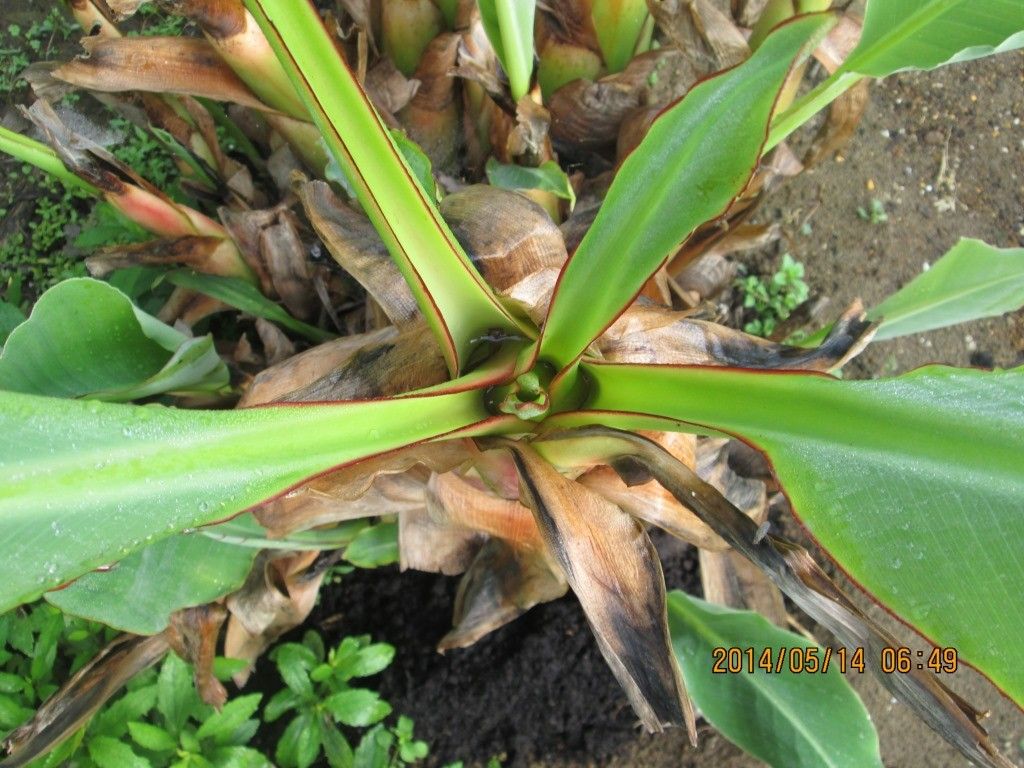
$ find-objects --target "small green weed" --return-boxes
[856,197,888,225]
[1,8,78,96]
[266,630,430,768]
[734,253,809,338]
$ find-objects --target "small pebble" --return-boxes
[924,130,944,145]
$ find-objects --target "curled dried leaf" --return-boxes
[240,326,397,406]
[439,539,568,651]
[599,300,875,371]
[505,443,697,739]
[52,36,269,111]
[549,50,691,153]
[224,551,324,685]
[276,322,447,401]
[440,186,567,292]
[85,236,249,280]
[253,442,469,536]
[298,180,420,327]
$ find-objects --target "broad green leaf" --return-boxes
[323,689,391,727]
[478,0,536,100]
[0,300,25,348]
[539,14,834,369]
[769,0,1024,149]
[46,533,258,635]
[578,362,1024,704]
[0,386,493,614]
[343,523,399,568]
[244,0,527,375]
[0,279,227,401]
[211,745,272,768]
[667,592,882,768]
[485,159,576,209]
[88,735,151,768]
[128,721,178,752]
[165,270,332,343]
[870,238,1024,341]
[843,0,1024,77]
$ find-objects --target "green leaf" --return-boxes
[0,385,494,613]
[92,684,158,738]
[347,644,395,679]
[157,655,196,736]
[390,130,437,203]
[243,0,527,375]
[128,720,179,752]
[769,0,1024,149]
[869,238,1024,341]
[667,592,882,768]
[276,712,321,768]
[47,530,257,635]
[591,0,651,73]
[196,694,262,745]
[263,688,303,723]
[323,689,391,727]
[485,159,576,209]
[353,725,394,768]
[320,721,354,768]
[0,299,25,348]
[579,362,1024,705]
[272,643,316,699]
[343,523,399,568]
[843,0,1024,77]
[211,745,272,768]
[0,278,227,401]
[165,270,332,344]
[539,14,834,369]
[478,0,536,101]
[87,735,152,768]
[0,693,33,730]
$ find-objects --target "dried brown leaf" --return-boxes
[439,539,568,650]
[297,180,420,327]
[253,442,469,536]
[52,36,269,111]
[224,551,323,684]
[167,605,228,708]
[599,300,875,372]
[259,213,317,320]
[506,443,697,739]
[398,32,462,170]
[239,326,397,406]
[439,186,566,292]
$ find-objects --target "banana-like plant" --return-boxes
[2,1,1024,767]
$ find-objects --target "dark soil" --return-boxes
[304,532,703,768]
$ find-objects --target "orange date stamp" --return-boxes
[711,646,958,675]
